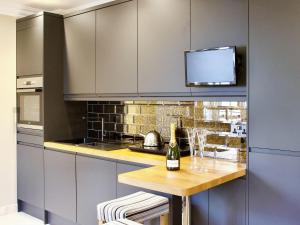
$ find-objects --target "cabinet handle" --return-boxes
[23,81,36,85]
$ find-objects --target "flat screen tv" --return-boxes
[185,46,236,86]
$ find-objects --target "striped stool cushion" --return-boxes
[97,191,169,223]
[104,219,142,225]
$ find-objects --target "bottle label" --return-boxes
[167,160,179,168]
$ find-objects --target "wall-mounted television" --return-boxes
[185,46,236,86]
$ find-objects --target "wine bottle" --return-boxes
[166,123,180,171]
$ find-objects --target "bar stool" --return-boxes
[97,191,169,225]
[103,219,143,225]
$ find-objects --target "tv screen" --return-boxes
[185,46,236,86]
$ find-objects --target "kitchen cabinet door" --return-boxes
[17,15,43,76]
[77,155,117,225]
[64,11,96,95]
[249,150,300,225]
[138,0,191,94]
[44,149,76,223]
[191,191,209,225]
[190,0,248,96]
[17,144,44,209]
[209,179,246,225]
[117,162,164,225]
[116,163,146,197]
[249,0,300,150]
[96,0,137,94]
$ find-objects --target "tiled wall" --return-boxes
[87,101,247,162]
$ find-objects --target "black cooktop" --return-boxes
[128,144,190,156]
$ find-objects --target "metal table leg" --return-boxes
[182,196,191,225]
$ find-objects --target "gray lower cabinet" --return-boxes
[249,0,300,151]
[17,15,43,76]
[44,149,77,223]
[64,11,96,95]
[138,0,190,94]
[96,0,137,94]
[190,0,248,96]
[249,150,300,225]
[76,155,117,225]
[117,163,161,225]
[191,179,246,225]
[17,144,44,208]
[116,163,146,197]
[209,179,246,225]
[191,191,209,225]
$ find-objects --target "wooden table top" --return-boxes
[118,156,246,196]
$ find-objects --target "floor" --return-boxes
[0,212,43,225]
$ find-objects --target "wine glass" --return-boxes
[186,128,197,156]
[195,128,207,158]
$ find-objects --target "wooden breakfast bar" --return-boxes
[118,157,246,225]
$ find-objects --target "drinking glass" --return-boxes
[186,128,197,156]
[195,128,207,158]
[186,128,209,173]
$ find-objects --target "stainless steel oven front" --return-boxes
[17,76,43,130]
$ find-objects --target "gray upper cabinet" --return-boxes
[17,144,44,208]
[138,0,190,94]
[190,0,248,96]
[96,0,137,94]
[17,15,43,76]
[191,0,247,50]
[249,150,300,225]
[64,11,96,95]
[209,179,246,225]
[77,155,117,225]
[44,149,77,223]
[249,0,300,151]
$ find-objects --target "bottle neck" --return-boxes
[169,123,177,146]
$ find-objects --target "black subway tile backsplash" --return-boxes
[93,104,103,113]
[87,113,99,121]
[116,124,126,133]
[104,122,116,132]
[116,105,126,114]
[87,101,247,139]
[86,100,247,162]
[109,101,122,105]
[88,104,93,112]
[87,130,99,139]
[110,114,123,123]
[93,121,103,130]
[104,105,116,114]
[88,122,93,130]
[98,113,109,121]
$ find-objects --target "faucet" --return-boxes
[101,117,105,142]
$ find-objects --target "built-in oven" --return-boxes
[17,76,43,130]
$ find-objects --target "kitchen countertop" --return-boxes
[44,141,246,196]
[44,141,167,166]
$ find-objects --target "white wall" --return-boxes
[0,15,17,215]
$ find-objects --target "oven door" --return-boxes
[17,89,43,130]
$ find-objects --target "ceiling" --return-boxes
[0,0,113,17]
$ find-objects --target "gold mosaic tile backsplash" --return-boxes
[87,101,247,162]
